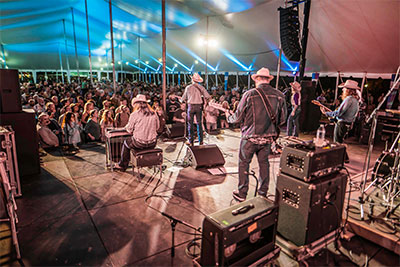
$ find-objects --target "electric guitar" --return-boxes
[311,100,337,122]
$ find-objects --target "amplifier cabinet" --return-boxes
[280,143,346,182]
[277,171,347,246]
[200,196,278,266]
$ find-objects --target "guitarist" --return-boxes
[181,73,211,146]
[319,80,360,162]
[225,68,287,202]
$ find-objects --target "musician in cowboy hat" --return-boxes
[320,79,360,162]
[226,67,287,202]
[287,81,302,137]
[181,73,211,146]
[114,94,160,171]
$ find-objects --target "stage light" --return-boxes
[5,66,8,69]
[174,64,178,67]
[198,36,205,46]
[365,84,368,87]
[195,60,199,64]
[101,67,104,70]
[209,39,218,47]
[118,61,121,65]
[126,61,129,65]
[158,58,162,62]
[145,61,149,64]
[135,60,139,63]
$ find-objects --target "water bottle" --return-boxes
[315,124,326,147]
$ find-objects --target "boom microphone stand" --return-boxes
[358,66,400,220]
[161,212,201,264]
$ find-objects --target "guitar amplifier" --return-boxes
[200,196,278,266]
[280,143,346,182]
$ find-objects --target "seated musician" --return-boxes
[114,94,160,171]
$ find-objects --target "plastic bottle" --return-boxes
[315,124,326,147]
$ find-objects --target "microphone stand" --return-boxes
[161,212,201,264]
[358,66,400,220]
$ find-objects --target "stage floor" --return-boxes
[1,129,399,266]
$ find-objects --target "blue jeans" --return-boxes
[287,108,301,137]
[238,139,271,198]
[187,104,203,144]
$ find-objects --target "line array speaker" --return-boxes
[0,69,22,113]
[279,6,301,62]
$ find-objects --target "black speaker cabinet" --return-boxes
[200,196,278,266]
[279,6,301,61]
[165,123,185,138]
[186,144,225,169]
[299,80,320,132]
[0,109,40,176]
[0,69,22,113]
[277,171,347,246]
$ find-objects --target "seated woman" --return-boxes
[84,109,101,142]
[62,111,82,150]
[99,109,114,141]
[114,94,160,171]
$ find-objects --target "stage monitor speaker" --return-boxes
[279,6,301,62]
[200,196,278,266]
[165,123,185,138]
[277,171,347,246]
[186,144,225,169]
[0,69,22,113]
[299,80,320,132]
[0,109,40,177]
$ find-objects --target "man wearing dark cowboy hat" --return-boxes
[320,79,360,162]
[181,73,211,146]
[226,68,287,202]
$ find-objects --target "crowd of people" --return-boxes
[20,78,248,151]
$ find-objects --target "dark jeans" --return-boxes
[287,108,301,137]
[119,137,156,169]
[334,121,350,161]
[187,104,203,144]
[334,121,350,144]
[238,139,271,198]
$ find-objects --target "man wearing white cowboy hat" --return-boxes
[114,94,160,171]
[320,79,360,162]
[287,81,302,137]
[181,73,211,146]
[226,67,287,202]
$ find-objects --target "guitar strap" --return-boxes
[254,88,280,139]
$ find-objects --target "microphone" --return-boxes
[232,204,254,216]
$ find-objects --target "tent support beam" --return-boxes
[162,0,166,113]
[71,8,80,84]
[361,72,367,95]
[1,44,6,68]
[62,19,71,83]
[276,46,282,90]
[58,45,64,83]
[299,0,311,80]
[84,0,93,86]
[335,71,340,100]
[109,0,117,93]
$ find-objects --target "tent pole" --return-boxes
[276,46,282,90]
[84,0,93,86]
[0,44,6,68]
[248,72,251,89]
[108,0,117,93]
[299,0,312,80]
[162,0,167,113]
[62,19,71,83]
[58,45,64,83]
[361,72,367,95]
[236,72,239,88]
[335,71,340,100]
[205,16,209,90]
[120,42,123,83]
[71,8,80,84]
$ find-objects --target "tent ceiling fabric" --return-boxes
[0,0,398,76]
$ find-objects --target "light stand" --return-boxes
[358,66,400,220]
